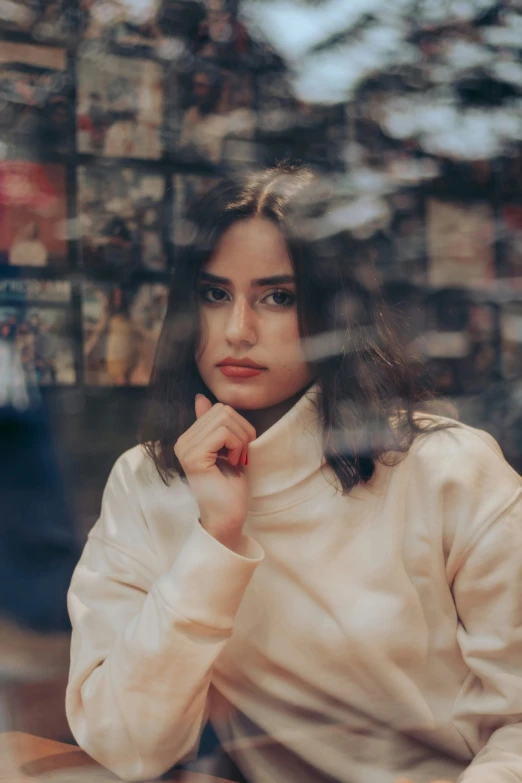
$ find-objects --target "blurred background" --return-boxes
[0,0,521,749]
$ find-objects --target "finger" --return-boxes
[212,426,244,466]
[217,424,247,466]
[194,397,256,443]
[189,407,254,460]
[182,426,244,471]
[195,393,213,419]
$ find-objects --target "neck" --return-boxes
[237,382,314,437]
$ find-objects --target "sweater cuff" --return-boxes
[155,521,264,631]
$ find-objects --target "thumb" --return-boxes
[195,393,213,419]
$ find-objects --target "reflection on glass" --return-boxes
[77,53,163,159]
[78,165,166,271]
[0,279,75,386]
[82,281,168,386]
[0,161,68,268]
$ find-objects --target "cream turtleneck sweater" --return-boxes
[66,383,522,783]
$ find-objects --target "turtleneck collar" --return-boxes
[245,382,330,513]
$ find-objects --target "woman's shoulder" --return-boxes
[403,412,522,520]
[410,412,506,463]
[398,412,522,569]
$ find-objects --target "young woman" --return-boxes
[66,165,522,783]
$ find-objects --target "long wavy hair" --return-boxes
[140,164,454,493]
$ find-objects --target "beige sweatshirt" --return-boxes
[66,384,522,783]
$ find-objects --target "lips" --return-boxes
[217,358,266,369]
[219,365,264,378]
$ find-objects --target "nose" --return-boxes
[225,295,257,347]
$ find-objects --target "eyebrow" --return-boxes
[199,272,296,287]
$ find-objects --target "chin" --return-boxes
[211,380,271,408]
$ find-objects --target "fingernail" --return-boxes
[245,452,248,466]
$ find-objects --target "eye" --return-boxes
[199,286,229,303]
[263,289,296,307]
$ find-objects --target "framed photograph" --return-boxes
[82,281,168,386]
[0,43,71,156]
[172,63,256,166]
[0,0,73,41]
[426,198,495,287]
[0,161,68,267]
[78,166,167,272]
[173,173,221,247]
[77,53,163,160]
[0,278,75,386]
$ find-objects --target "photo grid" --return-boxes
[0,4,519,397]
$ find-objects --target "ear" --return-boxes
[195,394,213,419]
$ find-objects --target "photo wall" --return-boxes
[1,0,521,409]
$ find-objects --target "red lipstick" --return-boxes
[219,366,264,378]
[217,357,266,378]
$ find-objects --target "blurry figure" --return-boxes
[105,287,139,385]
[0,335,80,717]
[129,285,168,385]
[8,222,48,267]
[0,320,27,410]
[84,286,140,386]
[0,391,79,632]
[82,281,168,386]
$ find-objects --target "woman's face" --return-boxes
[196,217,313,411]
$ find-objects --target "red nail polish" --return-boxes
[245,452,248,466]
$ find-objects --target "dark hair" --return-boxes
[140,164,455,493]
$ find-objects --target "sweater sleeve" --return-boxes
[66,456,264,782]
[451,490,522,783]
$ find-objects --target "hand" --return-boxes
[173,394,256,551]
